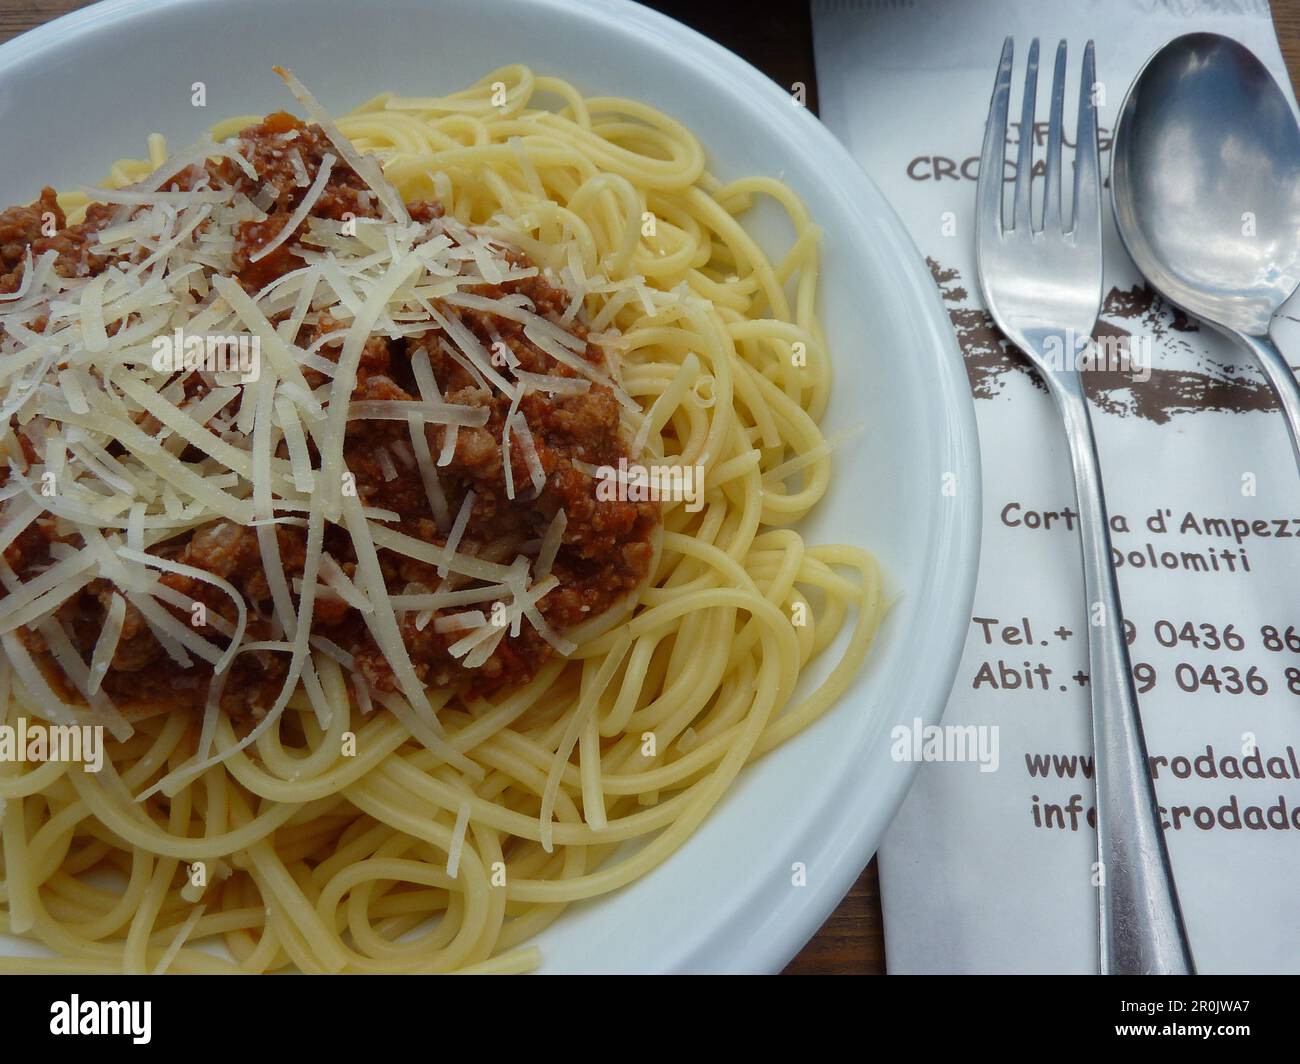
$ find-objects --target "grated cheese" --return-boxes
[0,86,623,764]
[248,153,335,263]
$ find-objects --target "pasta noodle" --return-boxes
[0,65,884,973]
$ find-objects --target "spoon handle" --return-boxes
[1050,369,1196,975]
[1237,331,1300,474]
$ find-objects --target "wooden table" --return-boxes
[1,0,1297,976]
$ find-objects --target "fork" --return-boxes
[976,38,1195,975]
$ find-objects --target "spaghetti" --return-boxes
[0,65,884,973]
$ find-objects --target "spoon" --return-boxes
[1112,32,1300,470]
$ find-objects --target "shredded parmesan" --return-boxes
[0,90,620,771]
[446,800,472,879]
[249,153,334,262]
[536,509,567,579]
[86,592,127,695]
[273,67,411,225]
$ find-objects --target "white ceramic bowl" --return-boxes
[0,0,980,973]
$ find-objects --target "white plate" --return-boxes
[0,0,980,973]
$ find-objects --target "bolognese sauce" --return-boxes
[0,113,659,716]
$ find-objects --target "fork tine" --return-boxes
[1043,41,1067,232]
[978,37,1014,239]
[1012,38,1039,232]
[1072,40,1101,239]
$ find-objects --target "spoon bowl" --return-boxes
[1113,32,1300,468]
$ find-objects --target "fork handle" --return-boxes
[1235,330,1300,477]
[1046,354,1196,975]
